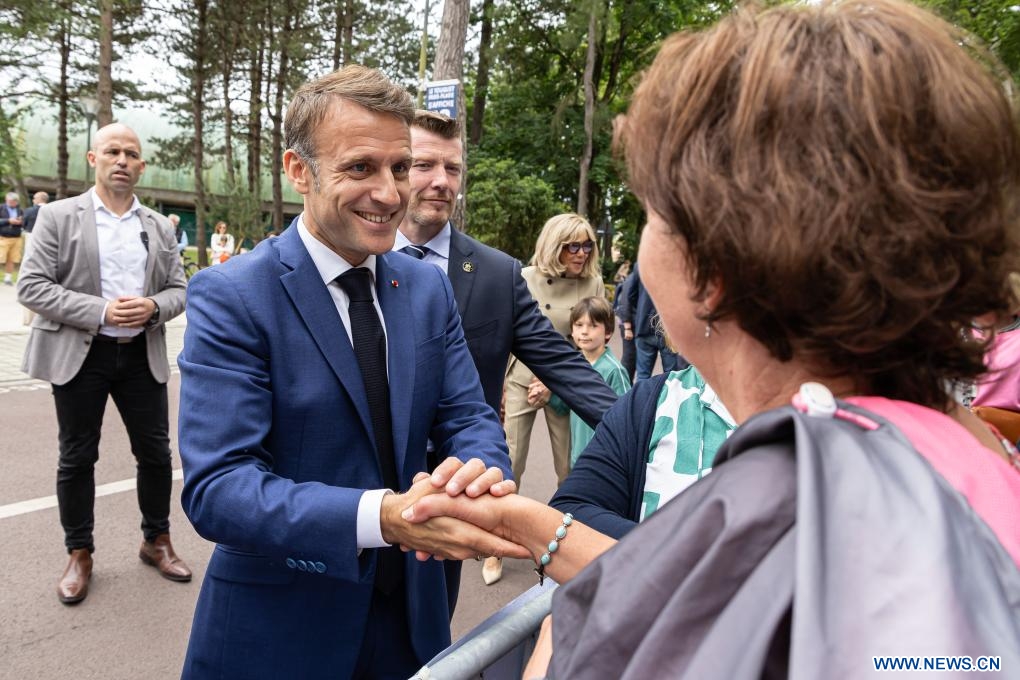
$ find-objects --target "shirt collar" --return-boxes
[90,188,141,219]
[296,214,377,286]
[393,222,451,260]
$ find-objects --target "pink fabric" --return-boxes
[847,396,1020,567]
[973,328,1020,411]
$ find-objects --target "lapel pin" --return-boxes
[390,279,399,288]
[462,262,475,273]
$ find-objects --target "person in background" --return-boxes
[209,220,233,264]
[613,270,637,382]
[555,296,631,467]
[623,261,686,379]
[18,123,190,605]
[401,2,1020,675]
[1,191,24,285]
[21,191,49,325]
[168,213,187,254]
[393,110,618,586]
[503,213,606,492]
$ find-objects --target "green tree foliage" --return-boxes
[465,154,566,261]
[923,0,1020,80]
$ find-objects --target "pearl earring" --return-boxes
[705,323,712,338]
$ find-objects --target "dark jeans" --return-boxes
[635,334,686,380]
[52,335,172,552]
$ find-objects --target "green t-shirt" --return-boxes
[569,347,632,466]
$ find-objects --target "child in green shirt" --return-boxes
[561,296,632,466]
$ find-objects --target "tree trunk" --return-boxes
[97,0,114,127]
[469,0,494,146]
[342,0,354,65]
[221,33,236,188]
[577,4,598,217]
[247,26,265,197]
[331,0,343,70]
[56,7,71,198]
[433,0,470,229]
[270,4,293,232]
[192,0,209,267]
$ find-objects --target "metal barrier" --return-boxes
[411,580,557,680]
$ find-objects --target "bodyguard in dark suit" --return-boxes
[393,110,619,585]
[178,66,523,679]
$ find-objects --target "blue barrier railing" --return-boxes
[410,580,557,679]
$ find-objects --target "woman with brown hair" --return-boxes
[404,1,1020,675]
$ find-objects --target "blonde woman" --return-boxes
[209,221,234,264]
[505,213,605,486]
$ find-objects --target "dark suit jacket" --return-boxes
[178,225,510,678]
[446,227,618,428]
[22,204,40,233]
[0,204,24,237]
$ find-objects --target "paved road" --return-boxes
[0,283,563,679]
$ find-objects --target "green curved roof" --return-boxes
[12,100,302,206]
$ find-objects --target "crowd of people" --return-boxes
[10,0,1020,677]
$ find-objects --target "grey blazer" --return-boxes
[17,191,186,385]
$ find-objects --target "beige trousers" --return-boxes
[503,377,571,489]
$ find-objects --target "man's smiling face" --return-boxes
[287,100,411,265]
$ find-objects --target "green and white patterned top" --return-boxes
[640,367,737,522]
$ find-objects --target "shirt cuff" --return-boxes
[99,302,109,330]
[356,488,393,550]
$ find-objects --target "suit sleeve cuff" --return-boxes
[356,488,393,550]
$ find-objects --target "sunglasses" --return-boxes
[563,240,595,254]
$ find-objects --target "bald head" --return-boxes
[88,122,146,204]
[92,123,142,152]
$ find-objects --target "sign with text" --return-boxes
[424,79,460,119]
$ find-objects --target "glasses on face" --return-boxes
[563,240,595,254]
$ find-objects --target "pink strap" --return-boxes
[846,397,1020,567]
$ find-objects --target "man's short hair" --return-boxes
[284,65,414,175]
[33,191,48,203]
[412,110,460,140]
[5,192,18,202]
[570,296,615,333]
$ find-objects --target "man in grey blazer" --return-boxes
[394,110,619,585]
[18,123,190,605]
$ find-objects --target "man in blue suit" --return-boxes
[178,66,524,679]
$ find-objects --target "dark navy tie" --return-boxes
[399,244,429,260]
[335,267,402,593]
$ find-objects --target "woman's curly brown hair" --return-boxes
[617,0,1020,409]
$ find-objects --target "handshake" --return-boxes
[379,457,535,564]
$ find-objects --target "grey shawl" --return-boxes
[549,404,1020,679]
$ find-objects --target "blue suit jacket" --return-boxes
[446,228,618,427]
[178,226,510,678]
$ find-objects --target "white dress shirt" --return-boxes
[296,217,393,550]
[393,222,452,274]
[93,189,147,337]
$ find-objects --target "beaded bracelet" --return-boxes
[534,512,573,586]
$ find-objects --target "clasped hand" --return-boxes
[380,457,529,562]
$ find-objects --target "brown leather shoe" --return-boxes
[139,534,192,582]
[57,549,93,605]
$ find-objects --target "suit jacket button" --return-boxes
[314,562,326,573]
[547,278,553,284]
[297,560,308,571]
[285,558,296,569]
[545,304,551,310]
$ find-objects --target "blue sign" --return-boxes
[424,79,460,119]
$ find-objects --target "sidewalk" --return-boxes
[0,282,187,388]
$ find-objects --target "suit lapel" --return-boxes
[376,253,413,482]
[140,211,157,293]
[277,228,375,442]
[447,229,476,318]
[76,193,103,295]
